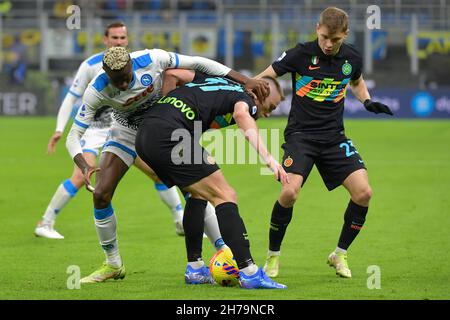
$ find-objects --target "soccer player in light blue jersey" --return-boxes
[35,23,185,239]
[66,46,270,283]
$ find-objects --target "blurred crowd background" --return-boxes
[1,0,449,118]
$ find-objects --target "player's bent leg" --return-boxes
[135,156,184,235]
[343,169,372,207]
[264,173,303,277]
[35,152,97,240]
[329,169,372,278]
[185,172,286,289]
[83,152,129,283]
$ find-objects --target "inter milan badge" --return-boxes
[311,56,319,65]
[342,60,352,75]
[140,74,153,86]
[283,156,293,168]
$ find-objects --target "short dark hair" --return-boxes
[104,22,127,36]
[319,7,349,34]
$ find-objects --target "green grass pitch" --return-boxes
[0,117,449,300]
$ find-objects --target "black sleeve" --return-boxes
[193,71,209,82]
[351,51,363,81]
[271,44,302,76]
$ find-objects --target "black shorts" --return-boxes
[281,134,366,191]
[135,117,220,189]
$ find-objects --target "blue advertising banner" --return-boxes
[344,89,450,119]
[273,89,450,119]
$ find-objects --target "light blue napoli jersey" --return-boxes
[75,49,180,130]
[67,48,231,158]
[69,51,105,99]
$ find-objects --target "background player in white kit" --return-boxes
[34,22,187,239]
[66,46,270,283]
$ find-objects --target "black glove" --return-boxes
[364,99,394,116]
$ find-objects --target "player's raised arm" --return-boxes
[232,102,288,185]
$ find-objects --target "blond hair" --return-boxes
[319,7,349,34]
[103,46,130,71]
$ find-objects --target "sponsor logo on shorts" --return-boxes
[284,156,293,167]
[157,96,196,120]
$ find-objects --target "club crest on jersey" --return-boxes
[284,156,293,167]
[140,74,153,86]
[342,61,352,75]
[311,56,319,65]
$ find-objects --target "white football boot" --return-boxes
[34,220,64,239]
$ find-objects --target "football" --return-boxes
[209,247,240,287]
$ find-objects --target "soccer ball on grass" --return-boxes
[209,247,240,287]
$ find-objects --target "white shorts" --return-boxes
[80,127,110,157]
[101,121,137,167]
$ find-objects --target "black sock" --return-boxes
[337,200,368,250]
[269,201,293,252]
[215,202,253,270]
[183,198,207,262]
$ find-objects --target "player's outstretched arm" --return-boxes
[253,65,278,80]
[350,75,393,116]
[174,53,269,101]
[233,102,289,185]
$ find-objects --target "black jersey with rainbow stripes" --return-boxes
[148,71,257,133]
[272,40,362,142]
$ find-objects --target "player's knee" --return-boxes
[221,187,237,203]
[93,187,113,207]
[281,186,299,205]
[353,186,373,205]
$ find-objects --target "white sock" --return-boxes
[240,263,258,276]
[267,250,281,257]
[187,260,205,269]
[203,202,225,250]
[155,183,183,222]
[94,205,122,268]
[42,179,78,224]
[335,247,347,254]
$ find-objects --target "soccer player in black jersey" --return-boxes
[256,7,393,278]
[136,69,288,289]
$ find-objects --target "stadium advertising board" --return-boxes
[0,89,43,115]
[271,89,450,119]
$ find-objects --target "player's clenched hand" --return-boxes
[47,132,62,154]
[267,157,289,185]
[82,165,100,193]
[245,78,270,102]
[364,99,394,116]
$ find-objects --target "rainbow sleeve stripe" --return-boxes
[210,113,234,129]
